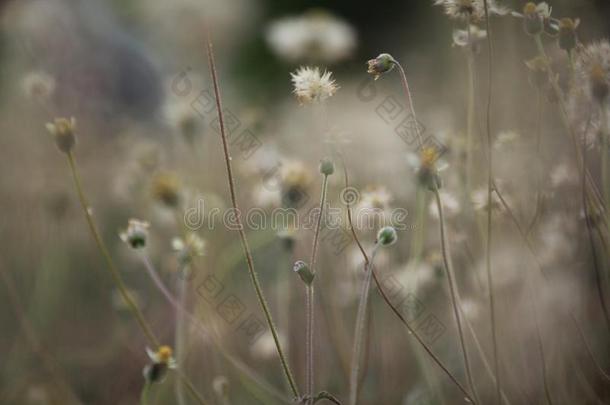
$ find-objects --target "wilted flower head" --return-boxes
[279,160,312,207]
[452,25,487,48]
[291,66,338,104]
[433,0,510,22]
[575,41,610,105]
[151,172,182,208]
[22,71,56,101]
[366,53,396,80]
[119,219,150,249]
[143,346,177,383]
[266,10,356,64]
[45,117,76,154]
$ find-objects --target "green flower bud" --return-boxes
[319,157,335,176]
[293,260,314,285]
[376,226,397,246]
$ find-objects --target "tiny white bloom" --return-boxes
[452,25,487,48]
[291,66,338,104]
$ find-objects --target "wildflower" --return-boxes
[366,53,396,80]
[514,2,556,37]
[376,226,398,246]
[143,346,177,384]
[291,66,338,104]
[265,10,356,64]
[574,41,610,105]
[119,219,150,249]
[558,18,579,53]
[151,172,182,208]
[293,260,314,285]
[418,147,442,190]
[253,184,282,208]
[433,0,510,22]
[452,25,487,49]
[319,157,335,176]
[172,232,205,266]
[22,71,55,101]
[45,117,76,154]
[280,160,312,207]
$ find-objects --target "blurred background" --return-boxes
[1,0,610,404]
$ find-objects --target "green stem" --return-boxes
[306,174,329,405]
[348,245,380,405]
[434,188,479,404]
[66,152,159,347]
[481,3,501,403]
[410,186,427,262]
[205,30,299,399]
[140,382,151,405]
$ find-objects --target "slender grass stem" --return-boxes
[66,152,209,405]
[433,188,479,404]
[205,29,299,399]
[533,34,610,331]
[66,152,158,347]
[527,90,544,236]
[174,267,188,405]
[481,3,501,403]
[306,174,329,405]
[349,245,379,405]
[340,155,476,404]
[140,382,151,405]
[466,20,476,197]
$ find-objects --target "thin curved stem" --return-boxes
[526,90,544,236]
[205,28,299,399]
[393,61,424,149]
[66,152,158,346]
[340,157,475,403]
[138,252,291,404]
[66,152,208,405]
[481,3,501,403]
[434,188,479,404]
[349,245,379,405]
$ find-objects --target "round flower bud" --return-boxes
[319,157,335,176]
[367,53,396,80]
[376,226,397,246]
[120,219,150,249]
[45,117,76,153]
[293,260,314,285]
[523,3,543,36]
[558,18,577,52]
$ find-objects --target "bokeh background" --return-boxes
[1,0,610,404]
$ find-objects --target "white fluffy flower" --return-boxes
[266,11,356,63]
[452,25,487,48]
[433,0,510,22]
[291,66,338,104]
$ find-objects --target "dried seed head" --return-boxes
[366,53,396,80]
[45,117,76,154]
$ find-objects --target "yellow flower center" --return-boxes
[157,346,173,363]
[420,147,439,170]
[523,3,537,15]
